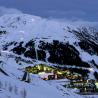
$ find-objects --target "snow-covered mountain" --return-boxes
[0,14,98,98]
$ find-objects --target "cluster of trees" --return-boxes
[39,40,90,67]
[0,30,7,35]
[67,26,98,55]
[94,72,98,80]
[11,38,90,68]
[0,80,27,98]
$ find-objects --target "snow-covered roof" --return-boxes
[38,72,54,78]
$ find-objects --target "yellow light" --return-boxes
[38,72,46,75]
[44,67,47,71]
[95,82,98,88]
[57,71,63,74]
[38,65,40,70]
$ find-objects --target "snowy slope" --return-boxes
[0,55,84,98]
[0,14,97,48]
[0,14,98,71]
[0,13,98,98]
[0,74,67,98]
[0,14,98,76]
[0,14,97,43]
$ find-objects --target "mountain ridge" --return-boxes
[0,13,98,98]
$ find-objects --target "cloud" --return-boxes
[0,6,98,30]
[0,0,98,21]
[45,10,87,21]
[0,6,22,16]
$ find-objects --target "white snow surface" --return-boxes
[0,13,98,98]
[0,14,98,64]
[0,56,84,98]
[0,14,97,43]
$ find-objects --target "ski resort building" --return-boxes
[24,64,82,80]
[68,79,98,93]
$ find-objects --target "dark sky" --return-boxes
[0,0,98,21]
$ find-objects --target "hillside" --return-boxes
[0,14,98,98]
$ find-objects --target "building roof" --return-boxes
[38,72,54,78]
